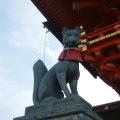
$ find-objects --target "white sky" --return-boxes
[0,0,119,120]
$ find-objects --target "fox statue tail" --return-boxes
[33,59,48,105]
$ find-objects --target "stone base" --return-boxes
[13,95,103,120]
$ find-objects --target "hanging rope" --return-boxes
[43,27,48,63]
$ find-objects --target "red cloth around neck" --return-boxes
[58,48,83,62]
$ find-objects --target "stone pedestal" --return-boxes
[13,95,103,120]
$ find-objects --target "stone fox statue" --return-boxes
[33,27,84,105]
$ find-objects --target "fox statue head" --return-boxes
[62,26,81,48]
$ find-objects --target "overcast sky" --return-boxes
[0,0,119,120]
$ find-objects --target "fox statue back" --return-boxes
[33,27,82,105]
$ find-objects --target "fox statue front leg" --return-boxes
[69,80,78,95]
[57,72,71,97]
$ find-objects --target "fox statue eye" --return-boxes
[74,34,78,37]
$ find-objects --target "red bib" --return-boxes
[58,48,83,62]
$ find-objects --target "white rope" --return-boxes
[43,28,48,63]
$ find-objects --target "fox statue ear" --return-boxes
[75,26,81,34]
[62,27,69,36]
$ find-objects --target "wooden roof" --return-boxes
[32,0,120,43]
[93,100,120,120]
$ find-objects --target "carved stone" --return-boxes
[13,95,103,120]
[32,27,83,105]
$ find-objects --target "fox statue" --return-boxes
[33,27,84,105]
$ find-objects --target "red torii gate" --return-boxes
[79,21,120,95]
